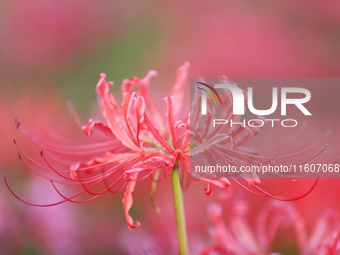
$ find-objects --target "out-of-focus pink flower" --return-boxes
[202,201,340,255]
[0,0,125,74]
[202,202,282,255]
[147,1,340,78]
[287,206,340,255]
[23,175,82,255]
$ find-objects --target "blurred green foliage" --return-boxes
[53,20,164,116]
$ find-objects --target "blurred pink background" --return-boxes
[0,0,340,254]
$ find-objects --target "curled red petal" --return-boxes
[122,172,140,230]
[82,119,114,137]
[204,182,215,196]
[202,178,231,196]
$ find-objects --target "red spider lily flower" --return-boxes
[306,211,340,255]
[202,201,340,255]
[286,207,340,255]
[8,62,197,230]
[202,202,279,255]
[7,62,330,229]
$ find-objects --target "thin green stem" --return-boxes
[172,168,189,255]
